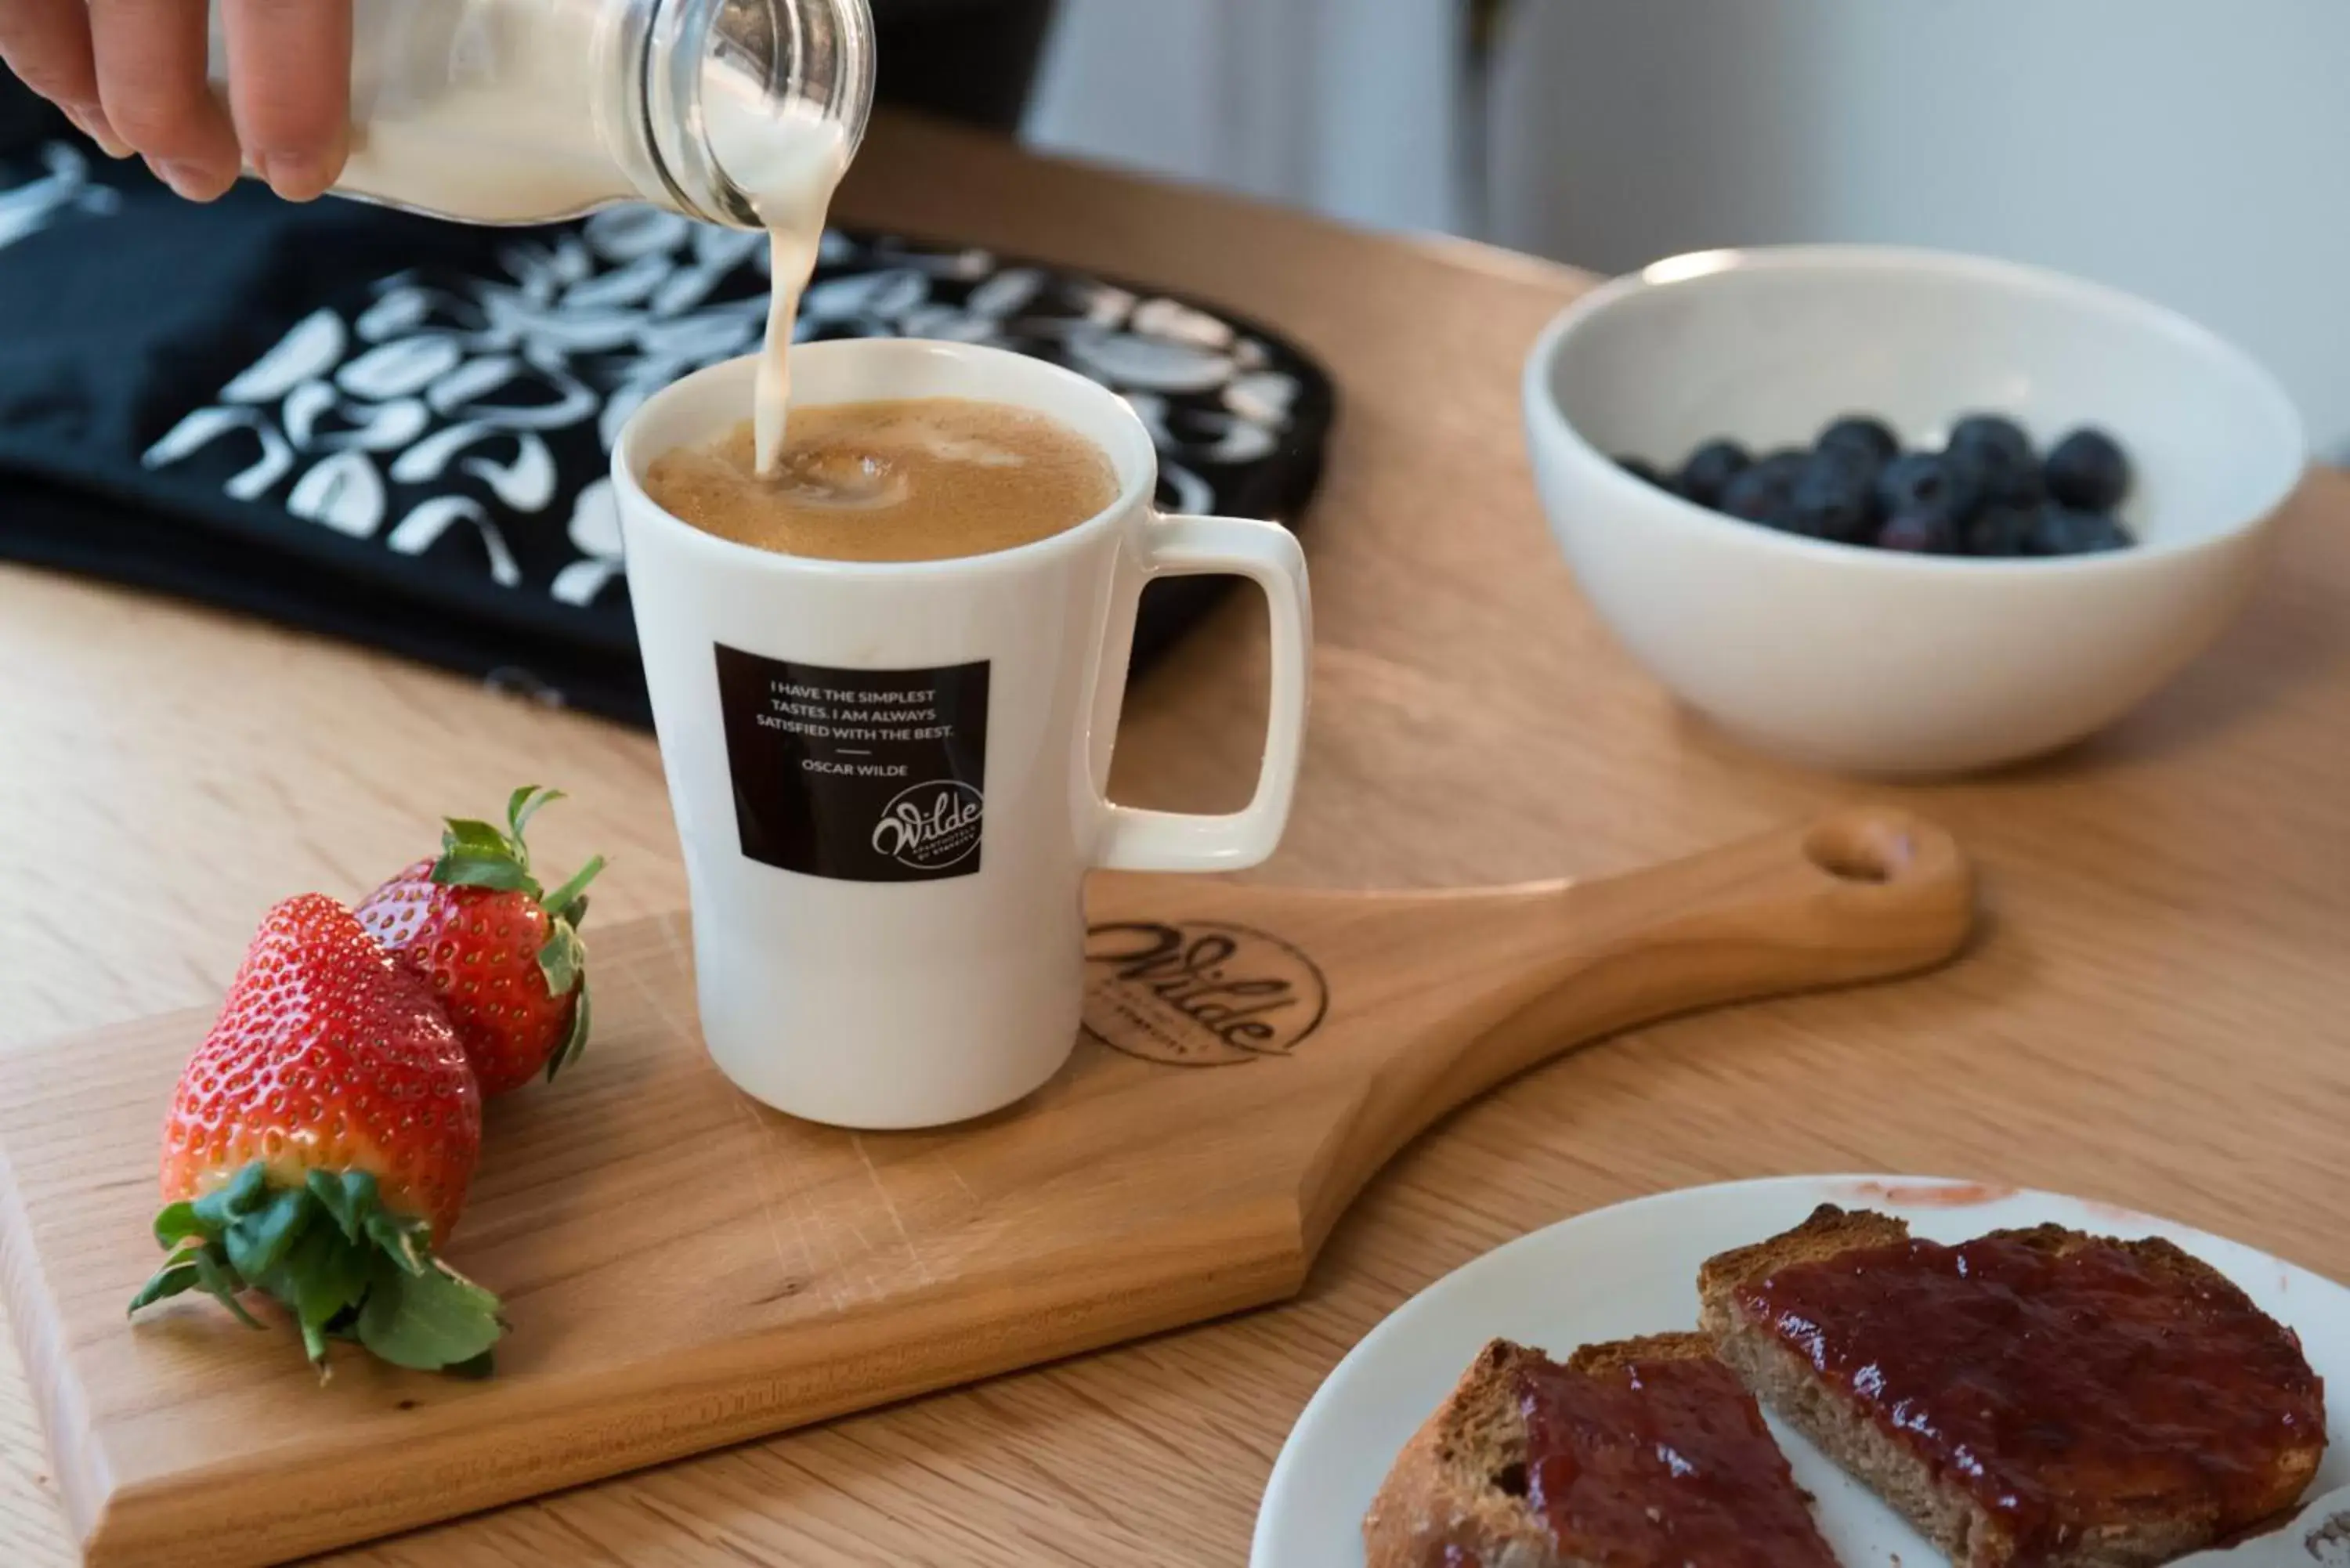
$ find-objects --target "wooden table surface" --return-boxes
[4,114,2348,1566]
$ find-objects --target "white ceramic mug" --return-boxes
[613,340,1313,1128]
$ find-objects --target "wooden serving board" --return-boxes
[0,807,1970,1568]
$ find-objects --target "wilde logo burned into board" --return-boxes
[1082,920,1329,1067]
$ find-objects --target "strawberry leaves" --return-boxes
[536,921,585,997]
[193,1250,266,1328]
[429,785,584,900]
[222,1185,311,1281]
[131,1161,505,1377]
[357,1255,504,1371]
[533,848,605,1085]
[282,1224,371,1366]
[550,983,593,1082]
[432,811,539,895]
[429,787,551,896]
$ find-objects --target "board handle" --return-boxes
[1306,807,1973,1251]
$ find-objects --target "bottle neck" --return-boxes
[610,0,875,228]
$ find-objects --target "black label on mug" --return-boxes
[714,646,989,883]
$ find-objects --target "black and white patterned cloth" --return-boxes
[0,92,1334,724]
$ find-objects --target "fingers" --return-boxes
[89,0,241,200]
[0,0,130,155]
[221,0,351,201]
[8,0,354,204]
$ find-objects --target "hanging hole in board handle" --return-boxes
[1801,809,1950,887]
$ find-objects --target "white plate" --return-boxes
[1252,1174,2350,1568]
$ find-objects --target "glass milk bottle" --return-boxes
[205,0,875,227]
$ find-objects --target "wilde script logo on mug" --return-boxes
[873,782,985,872]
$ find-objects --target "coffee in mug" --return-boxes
[642,398,1119,563]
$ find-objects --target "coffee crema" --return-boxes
[643,398,1121,564]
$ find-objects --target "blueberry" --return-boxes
[1616,454,1668,490]
[2084,513,2134,551]
[1994,462,2046,508]
[1875,451,1978,526]
[1941,443,1990,506]
[1719,470,1781,522]
[1810,435,1883,481]
[1719,448,1808,524]
[1676,439,1752,508]
[1947,414,2035,470]
[2026,504,2134,556]
[1817,415,1899,469]
[1947,434,2041,511]
[1963,504,2037,558]
[1785,450,1878,543]
[1878,510,1956,553]
[2044,427,2131,512]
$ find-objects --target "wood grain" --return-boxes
[0,811,1967,1567]
[0,113,2348,1566]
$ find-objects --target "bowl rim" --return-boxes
[1522,243,2308,576]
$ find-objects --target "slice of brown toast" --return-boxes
[1361,1332,1838,1568]
[1698,1205,2328,1568]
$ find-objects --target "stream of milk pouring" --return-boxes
[703,78,853,476]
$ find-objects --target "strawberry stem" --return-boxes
[507,785,563,846]
[540,854,606,928]
[131,1162,505,1378]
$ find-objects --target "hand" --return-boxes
[0,0,352,202]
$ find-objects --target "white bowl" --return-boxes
[1522,245,2307,775]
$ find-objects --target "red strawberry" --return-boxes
[356,786,606,1097]
[132,894,502,1374]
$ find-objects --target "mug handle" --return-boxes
[1094,514,1313,872]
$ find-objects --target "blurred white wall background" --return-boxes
[1028,0,2350,454]
[1025,0,1468,235]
